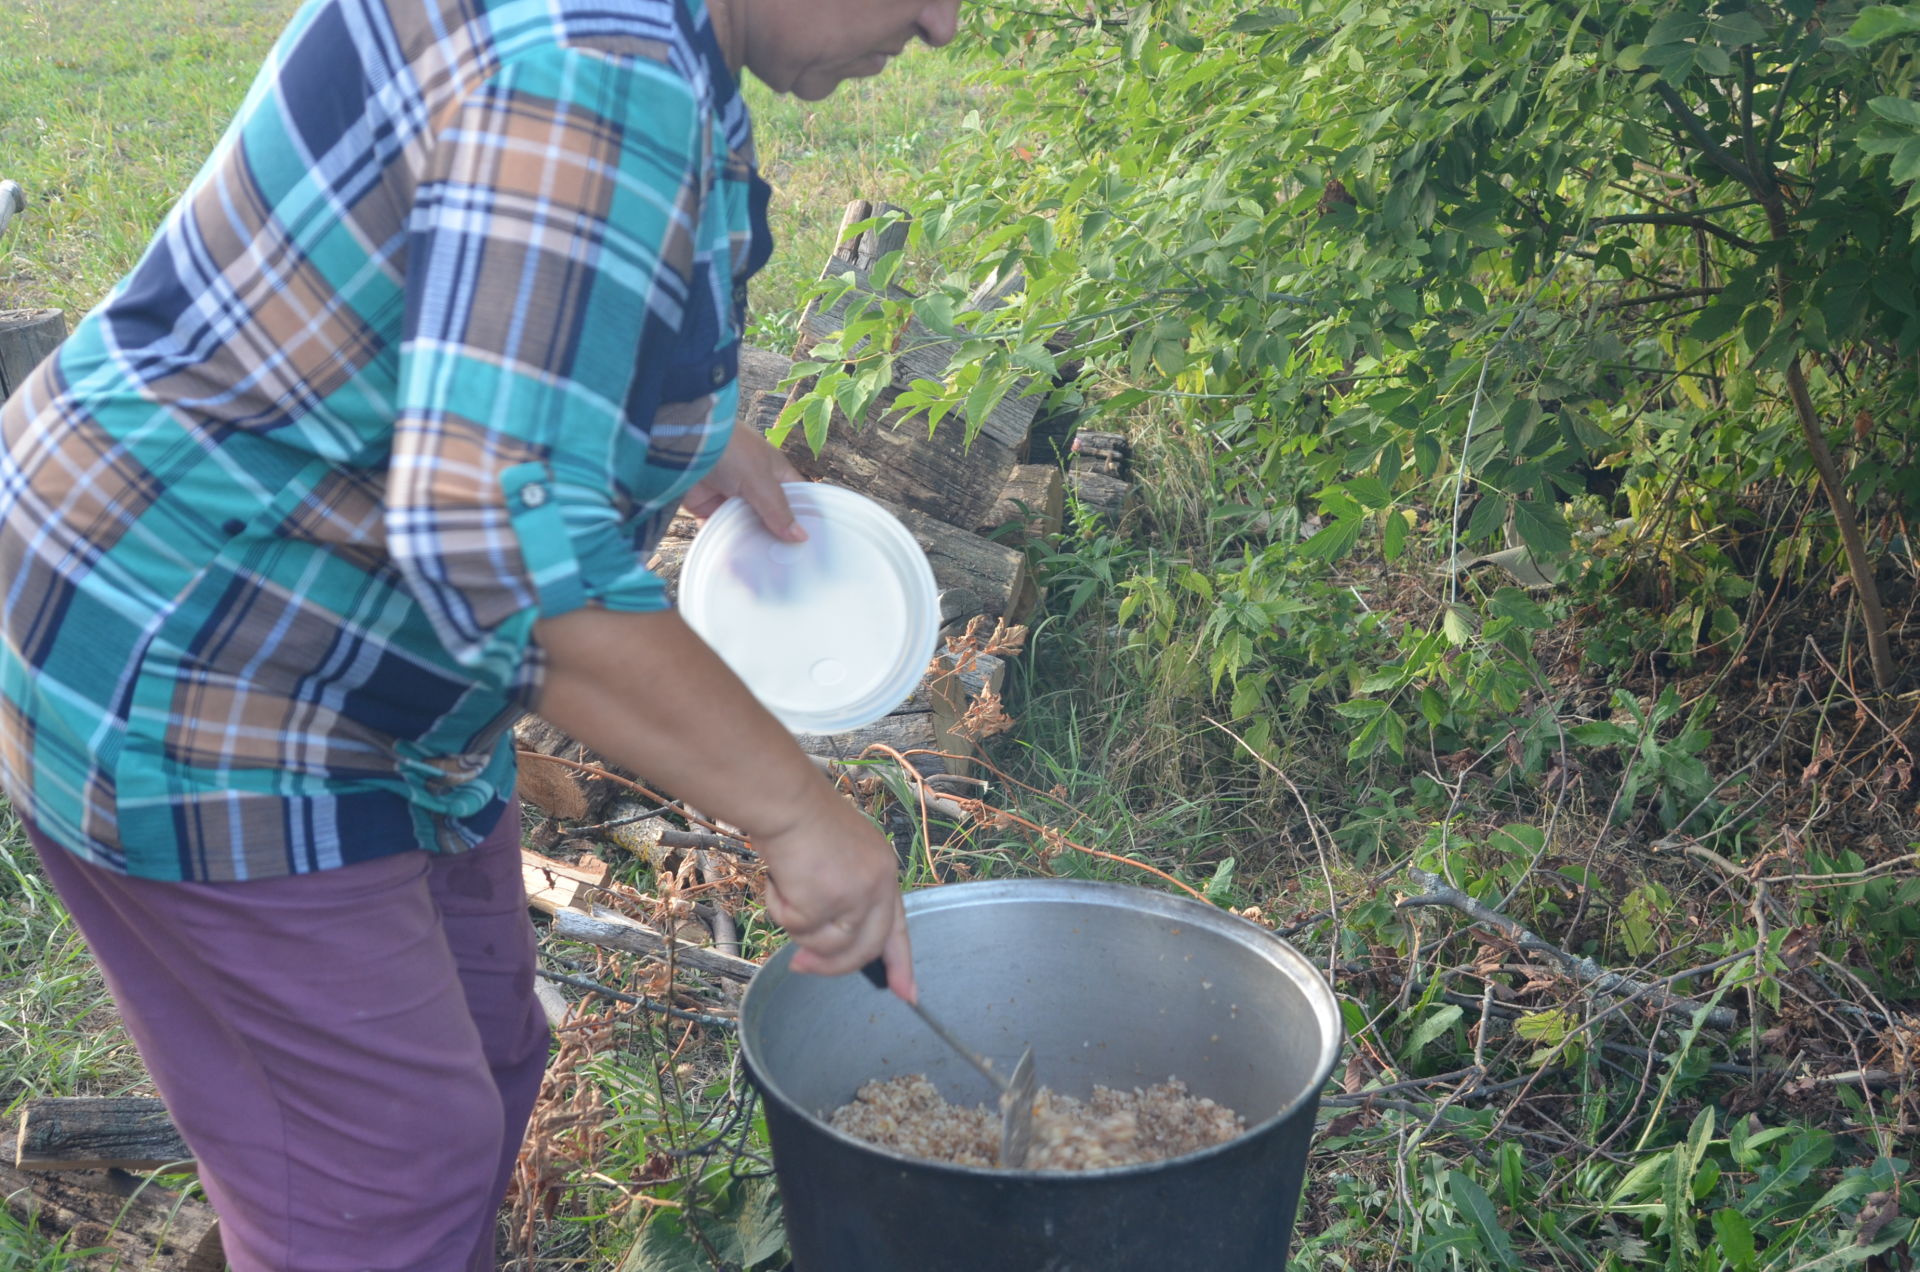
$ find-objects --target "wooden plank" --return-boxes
[15,1098,190,1173]
[1,1162,222,1271]
[548,908,762,984]
[848,202,912,274]
[740,346,793,403]
[521,849,609,917]
[775,382,1021,530]
[0,309,66,403]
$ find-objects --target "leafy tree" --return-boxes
[792,0,1920,746]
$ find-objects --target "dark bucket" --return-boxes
[739,879,1343,1272]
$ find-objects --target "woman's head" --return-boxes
[711,0,962,100]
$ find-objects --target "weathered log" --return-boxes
[516,750,590,820]
[548,908,761,984]
[1,309,66,403]
[794,269,1039,454]
[14,1098,190,1173]
[848,202,913,274]
[980,463,1065,544]
[794,708,943,774]
[964,264,1026,315]
[740,345,794,403]
[1067,470,1136,523]
[1069,430,1131,479]
[514,717,640,823]
[873,496,1030,624]
[774,229,1041,529]
[1,1162,222,1271]
[776,382,1023,530]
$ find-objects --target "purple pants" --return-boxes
[27,805,550,1272]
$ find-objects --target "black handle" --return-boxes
[860,957,888,990]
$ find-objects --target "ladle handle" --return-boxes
[857,958,1010,1095]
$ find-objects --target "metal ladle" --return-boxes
[860,959,1037,1167]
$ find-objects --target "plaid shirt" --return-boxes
[0,0,770,880]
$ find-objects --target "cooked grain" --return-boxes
[828,1074,1245,1170]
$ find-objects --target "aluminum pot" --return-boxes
[740,878,1342,1272]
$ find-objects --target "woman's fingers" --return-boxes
[773,877,903,978]
[740,471,803,543]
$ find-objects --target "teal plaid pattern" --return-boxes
[0,0,769,880]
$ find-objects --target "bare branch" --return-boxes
[1396,869,1738,1029]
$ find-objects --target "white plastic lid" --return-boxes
[679,483,940,734]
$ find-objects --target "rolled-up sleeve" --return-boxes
[388,44,708,692]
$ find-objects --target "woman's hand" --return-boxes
[757,784,917,1001]
[682,419,807,541]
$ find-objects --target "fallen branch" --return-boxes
[1396,869,1737,1030]
[536,969,738,1029]
[549,907,761,984]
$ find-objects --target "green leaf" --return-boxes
[1691,301,1745,342]
[1569,721,1636,746]
[1442,604,1477,646]
[729,1179,789,1268]
[1514,1007,1572,1043]
[1205,857,1237,905]
[1869,95,1920,128]
[1382,510,1410,561]
[1489,823,1545,855]
[1346,474,1393,509]
[1405,1002,1464,1057]
[1837,5,1920,49]
[1509,499,1572,557]
[1488,587,1552,629]
[1227,7,1297,32]
[803,393,833,455]
[622,1215,712,1272]
[1712,1209,1756,1272]
[1445,1170,1519,1265]
[1460,495,1504,546]
[1300,514,1366,561]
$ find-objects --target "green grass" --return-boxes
[0,0,290,320]
[741,47,984,347]
[0,0,983,332]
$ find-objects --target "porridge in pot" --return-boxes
[828,1074,1246,1170]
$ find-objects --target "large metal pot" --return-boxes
[740,878,1342,1272]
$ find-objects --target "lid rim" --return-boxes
[680,484,941,734]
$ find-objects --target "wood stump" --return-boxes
[0,308,66,403]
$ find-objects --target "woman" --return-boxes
[0,0,957,1266]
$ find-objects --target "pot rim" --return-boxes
[740,877,1345,1179]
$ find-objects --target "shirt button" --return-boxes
[521,483,549,509]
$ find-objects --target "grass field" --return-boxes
[0,0,979,330]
